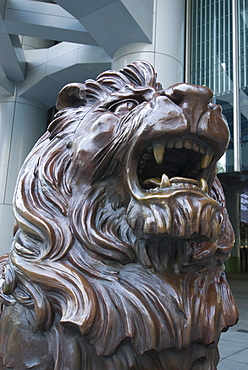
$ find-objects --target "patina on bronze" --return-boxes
[0,61,238,369]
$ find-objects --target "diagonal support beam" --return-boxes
[0,1,26,82]
[54,0,153,56]
[4,0,98,46]
[0,65,15,94]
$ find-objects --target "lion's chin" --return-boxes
[127,190,220,242]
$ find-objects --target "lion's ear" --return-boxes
[56,83,86,110]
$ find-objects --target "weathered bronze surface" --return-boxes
[0,61,238,369]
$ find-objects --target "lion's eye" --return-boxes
[109,100,138,115]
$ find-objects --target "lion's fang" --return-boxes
[199,178,208,193]
[153,143,165,165]
[160,174,170,188]
[201,154,213,169]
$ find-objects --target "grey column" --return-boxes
[225,191,241,273]
[0,95,47,254]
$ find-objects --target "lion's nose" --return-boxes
[164,83,213,107]
[164,83,213,133]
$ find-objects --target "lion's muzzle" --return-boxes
[126,84,229,242]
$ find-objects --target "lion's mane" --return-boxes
[0,61,238,369]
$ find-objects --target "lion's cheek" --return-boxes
[90,114,118,141]
[71,134,114,177]
[73,112,118,152]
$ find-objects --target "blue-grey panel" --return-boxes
[55,0,153,56]
[54,0,116,19]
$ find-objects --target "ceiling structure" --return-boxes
[0,0,153,106]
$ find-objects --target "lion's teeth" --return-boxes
[201,154,213,169]
[160,174,170,188]
[175,140,183,149]
[192,142,200,152]
[184,140,193,149]
[199,178,208,193]
[199,146,206,155]
[143,153,151,160]
[153,143,165,165]
[167,140,174,149]
[139,160,147,169]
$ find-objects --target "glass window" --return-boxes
[191,0,248,172]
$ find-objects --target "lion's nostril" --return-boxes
[208,102,222,114]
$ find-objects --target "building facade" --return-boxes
[189,0,248,272]
[0,0,247,272]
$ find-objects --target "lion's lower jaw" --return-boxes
[127,193,220,242]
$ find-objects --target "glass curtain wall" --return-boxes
[190,0,248,172]
[240,0,248,170]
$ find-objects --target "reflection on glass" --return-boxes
[240,1,248,171]
[190,0,248,173]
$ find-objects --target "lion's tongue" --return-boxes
[142,177,162,188]
[143,175,200,189]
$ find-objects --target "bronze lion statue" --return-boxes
[0,61,238,369]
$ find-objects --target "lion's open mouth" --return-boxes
[136,138,214,194]
[127,136,220,239]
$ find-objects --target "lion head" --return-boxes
[0,61,238,368]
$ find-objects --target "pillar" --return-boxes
[225,192,241,273]
[112,0,185,88]
[0,95,47,255]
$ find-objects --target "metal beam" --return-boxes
[0,65,15,94]
[0,3,26,82]
[54,0,153,56]
[0,37,25,81]
[4,0,98,46]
